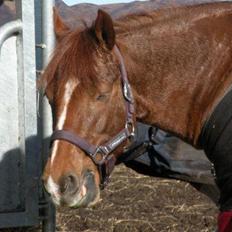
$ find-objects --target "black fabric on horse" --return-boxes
[200,88,232,211]
[120,123,219,204]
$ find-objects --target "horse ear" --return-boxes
[94,9,115,50]
[53,7,70,38]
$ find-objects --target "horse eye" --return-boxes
[96,94,107,101]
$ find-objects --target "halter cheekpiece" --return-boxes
[50,45,136,189]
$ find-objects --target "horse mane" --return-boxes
[114,2,232,35]
[113,5,184,35]
[40,26,98,93]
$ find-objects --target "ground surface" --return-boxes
[1,164,218,232]
[56,165,218,232]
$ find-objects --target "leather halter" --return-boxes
[50,45,136,189]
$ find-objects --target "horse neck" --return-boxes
[116,4,232,145]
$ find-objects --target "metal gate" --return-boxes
[0,0,55,230]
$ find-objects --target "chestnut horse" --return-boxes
[41,2,232,230]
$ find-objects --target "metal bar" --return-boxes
[40,0,55,163]
[16,23,26,213]
[0,19,22,54]
[42,0,55,67]
[16,0,39,225]
[40,0,55,183]
[40,1,56,231]
[0,0,39,228]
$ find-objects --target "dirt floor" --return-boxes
[56,164,218,232]
[0,164,218,232]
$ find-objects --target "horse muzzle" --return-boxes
[43,170,100,208]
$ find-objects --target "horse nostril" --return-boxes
[59,173,79,195]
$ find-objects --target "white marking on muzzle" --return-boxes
[47,176,61,205]
[51,79,78,165]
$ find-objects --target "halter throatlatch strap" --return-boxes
[50,45,136,189]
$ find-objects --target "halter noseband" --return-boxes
[50,45,136,189]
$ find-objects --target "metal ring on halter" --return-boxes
[92,146,108,165]
[126,121,135,139]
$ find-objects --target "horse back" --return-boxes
[116,2,232,144]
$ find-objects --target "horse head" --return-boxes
[40,9,134,207]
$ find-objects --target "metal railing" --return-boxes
[0,0,56,231]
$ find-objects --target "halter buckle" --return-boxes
[123,83,133,103]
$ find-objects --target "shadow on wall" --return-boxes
[0,135,47,214]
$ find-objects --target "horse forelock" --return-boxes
[40,26,99,97]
